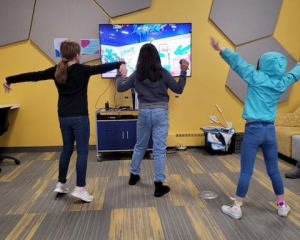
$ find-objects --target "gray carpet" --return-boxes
[0,149,299,240]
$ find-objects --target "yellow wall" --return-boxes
[0,0,299,148]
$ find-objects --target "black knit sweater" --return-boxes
[6,62,122,117]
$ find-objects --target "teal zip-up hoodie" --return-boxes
[221,49,300,122]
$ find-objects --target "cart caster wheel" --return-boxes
[97,154,103,162]
[146,152,153,160]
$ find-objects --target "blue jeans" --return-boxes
[236,121,284,198]
[130,108,169,182]
[58,116,90,187]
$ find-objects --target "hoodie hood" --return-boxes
[258,52,287,77]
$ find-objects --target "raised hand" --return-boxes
[3,80,12,93]
[119,63,128,79]
[210,36,224,52]
[180,59,189,72]
[118,58,126,64]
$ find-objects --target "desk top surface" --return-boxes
[0,104,20,109]
[97,108,138,115]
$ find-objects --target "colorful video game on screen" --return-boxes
[99,23,192,78]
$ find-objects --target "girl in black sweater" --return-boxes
[3,40,126,202]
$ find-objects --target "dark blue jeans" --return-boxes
[58,116,90,187]
[236,121,284,197]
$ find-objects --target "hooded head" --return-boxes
[257,52,287,77]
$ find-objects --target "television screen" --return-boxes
[99,23,192,78]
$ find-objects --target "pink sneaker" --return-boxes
[221,204,242,219]
[277,203,290,217]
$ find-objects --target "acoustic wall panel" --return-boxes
[30,0,109,63]
[0,0,35,46]
[226,37,297,103]
[95,0,151,17]
[210,0,283,45]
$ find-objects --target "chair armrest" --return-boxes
[275,113,300,127]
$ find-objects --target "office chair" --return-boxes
[0,106,20,173]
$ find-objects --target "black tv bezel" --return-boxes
[99,22,192,78]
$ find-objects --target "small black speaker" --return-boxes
[105,101,109,111]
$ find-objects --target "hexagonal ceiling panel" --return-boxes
[0,0,35,46]
[95,0,151,18]
[30,0,109,63]
[210,0,283,45]
[226,37,297,103]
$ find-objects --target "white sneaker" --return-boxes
[71,187,94,202]
[54,182,69,194]
[278,203,290,217]
[222,205,242,219]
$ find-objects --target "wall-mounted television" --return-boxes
[99,23,192,78]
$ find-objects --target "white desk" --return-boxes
[0,104,20,109]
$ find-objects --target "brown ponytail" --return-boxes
[55,40,81,84]
[55,61,68,84]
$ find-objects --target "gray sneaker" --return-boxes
[221,204,242,219]
[285,166,300,179]
[54,182,69,194]
[277,203,290,217]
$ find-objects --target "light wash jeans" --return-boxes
[59,116,90,187]
[130,108,169,182]
[236,121,284,197]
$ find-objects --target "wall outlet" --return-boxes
[210,116,217,123]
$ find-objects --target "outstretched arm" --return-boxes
[165,59,189,94]
[116,65,135,92]
[165,71,187,94]
[88,62,125,76]
[280,62,300,88]
[4,67,56,93]
[210,36,257,85]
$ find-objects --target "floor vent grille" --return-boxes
[175,133,204,137]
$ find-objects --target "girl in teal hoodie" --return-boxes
[210,37,300,220]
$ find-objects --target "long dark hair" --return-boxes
[136,43,163,82]
[55,40,81,84]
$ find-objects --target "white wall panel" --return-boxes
[0,0,35,46]
[30,0,109,63]
[95,0,151,17]
[210,0,282,45]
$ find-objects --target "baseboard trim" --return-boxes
[0,145,205,153]
[278,153,298,165]
[0,145,97,153]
